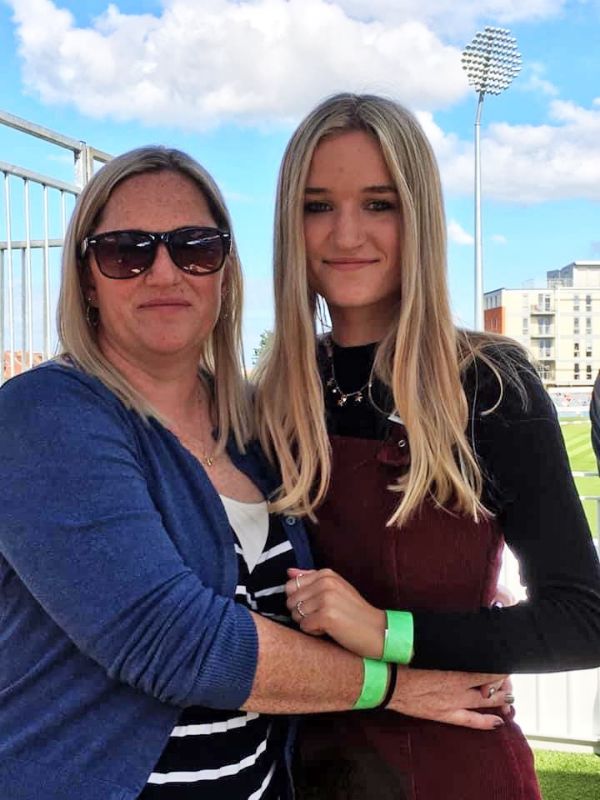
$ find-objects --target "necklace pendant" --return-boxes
[337,394,348,407]
[354,393,364,403]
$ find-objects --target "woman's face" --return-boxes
[86,170,225,367]
[303,130,402,334]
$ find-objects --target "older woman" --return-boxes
[0,146,509,800]
[255,94,600,799]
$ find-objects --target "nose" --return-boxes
[330,206,366,250]
[145,243,182,285]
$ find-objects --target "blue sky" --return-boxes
[1,0,600,361]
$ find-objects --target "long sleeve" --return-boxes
[0,364,258,708]
[590,371,600,472]
[411,354,600,673]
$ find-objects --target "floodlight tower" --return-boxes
[462,26,521,330]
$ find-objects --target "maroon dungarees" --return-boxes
[295,426,542,800]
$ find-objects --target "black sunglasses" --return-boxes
[81,226,231,279]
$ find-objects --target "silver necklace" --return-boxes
[323,335,373,407]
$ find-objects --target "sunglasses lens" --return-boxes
[93,232,154,278]
[170,228,226,274]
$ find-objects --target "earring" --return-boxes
[86,298,99,327]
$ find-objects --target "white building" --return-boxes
[484,261,600,387]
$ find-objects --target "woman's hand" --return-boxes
[389,668,512,729]
[286,567,387,658]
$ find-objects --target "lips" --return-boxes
[323,258,379,270]
[138,298,192,309]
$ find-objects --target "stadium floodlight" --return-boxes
[462,26,521,330]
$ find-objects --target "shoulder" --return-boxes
[0,360,133,437]
[458,332,553,423]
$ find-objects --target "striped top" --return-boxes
[139,503,297,800]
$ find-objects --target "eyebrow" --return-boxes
[304,185,397,194]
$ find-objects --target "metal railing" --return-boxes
[0,110,110,383]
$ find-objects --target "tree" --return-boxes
[252,330,273,366]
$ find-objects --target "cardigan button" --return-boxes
[285,516,297,526]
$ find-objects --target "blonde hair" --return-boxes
[255,93,521,525]
[58,145,251,451]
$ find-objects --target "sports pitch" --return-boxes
[559,418,600,535]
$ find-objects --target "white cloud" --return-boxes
[518,63,559,97]
[491,234,508,244]
[447,220,474,245]
[7,0,600,204]
[335,0,567,38]
[432,99,600,203]
[6,0,468,129]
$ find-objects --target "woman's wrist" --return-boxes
[381,610,414,664]
[353,658,390,709]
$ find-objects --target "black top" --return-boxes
[320,339,600,673]
[590,370,600,473]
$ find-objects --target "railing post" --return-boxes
[74,143,94,188]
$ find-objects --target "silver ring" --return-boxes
[296,600,307,618]
[488,686,497,698]
[295,574,303,591]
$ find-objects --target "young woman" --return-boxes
[255,93,600,799]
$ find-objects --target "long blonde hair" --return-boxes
[255,93,517,525]
[58,145,251,451]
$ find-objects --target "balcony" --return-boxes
[531,305,555,314]
[530,329,555,338]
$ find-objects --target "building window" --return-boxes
[574,318,580,334]
[544,294,552,311]
[574,363,580,380]
[586,317,592,334]
[587,365,593,381]
[574,294,580,312]
[586,294,592,310]
[586,345,593,358]
[522,318,529,335]
[574,342,580,357]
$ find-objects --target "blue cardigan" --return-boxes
[0,362,312,800]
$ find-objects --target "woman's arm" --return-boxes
[285,357,600,673]
[409,359,600,672]
[247,613,510,729]
[0,365,508,725]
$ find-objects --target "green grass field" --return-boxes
[535,749,600,800]
[559,418,600,535]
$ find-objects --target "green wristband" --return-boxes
[353,658,389,710]
[382,610,414,664]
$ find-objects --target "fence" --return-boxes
[1,108,599,753]
[0,109,110,382]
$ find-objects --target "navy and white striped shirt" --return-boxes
[140,508,297,800]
